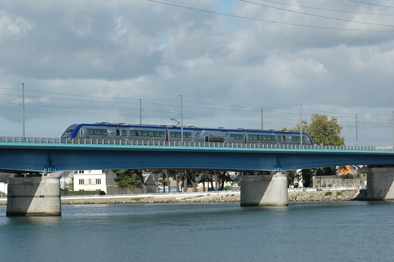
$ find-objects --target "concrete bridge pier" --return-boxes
[240,172,288,206]
[367,165,394,200]
[6,174,61,216]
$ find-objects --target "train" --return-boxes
[61,122,314,146]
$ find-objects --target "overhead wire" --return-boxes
[257,0,394,15]
[348,0,394,9]
[146,0,394,32]
[240,0,394,28]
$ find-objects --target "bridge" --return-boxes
[1,137,394,216]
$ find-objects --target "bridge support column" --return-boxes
[6,175,61,216]
[367,165,394,200]
[240,172,288,206]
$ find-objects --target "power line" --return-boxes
[349,0,394,9]
[257,0,394,15]
[241,0,394,28]
[146,0,394,32]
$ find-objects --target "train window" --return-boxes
[160,131,165,137]
[130,131,136,136]
[122,130,127,136]
[170,132,175,138]
[234,134,239,139]
[292,136,300,141]
[154,131,159,137]
[240,134,244,139]
[184,132,191,138]
[142,131,148,136]
[87,129,94,135]
[102,129,107,135]
[248,135,252,140]
[148,131,154,136]
[252,135,257,140]
[94,129,101,135]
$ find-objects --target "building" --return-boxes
[143,173,158,193]
[0,173,13,196]
[73,170,107,193]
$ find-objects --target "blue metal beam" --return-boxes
[0,142,393,172]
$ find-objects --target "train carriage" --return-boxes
[245,130,313,146]
[61,123,313,146]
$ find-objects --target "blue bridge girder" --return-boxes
[0,142,394,173]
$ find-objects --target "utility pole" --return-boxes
[300,104,302,147]
[261,107,263,130]
[139,99,142,125]
[356,114,358,147]
[178,95,183,143]
[22,83,25,141]
[16,83,25,141]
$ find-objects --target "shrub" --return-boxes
[336,191,342,196]
[325,191,332,196]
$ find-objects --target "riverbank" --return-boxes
[0,187,367,205]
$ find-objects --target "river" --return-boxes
[1,201,394,262]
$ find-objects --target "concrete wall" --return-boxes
[7,176,61,216]
[241,173,288,206]
[288,188,365,202]
[367,165,394,200]
[106,185,143,195]
[312,176,366,188]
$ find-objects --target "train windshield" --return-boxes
[62,124,77,137]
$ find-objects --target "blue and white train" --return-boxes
[61,122,313,146]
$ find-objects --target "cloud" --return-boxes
[0,0,393,146]
[0,10,33,42]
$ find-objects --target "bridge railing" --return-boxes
[0,136,393,151]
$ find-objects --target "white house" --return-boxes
[73,170,107,193]
[0,173,9,196]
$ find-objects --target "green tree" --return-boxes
[62,179,73,191]
[113,169,143,189]
[286,114,345,146]
[283,114,345,186]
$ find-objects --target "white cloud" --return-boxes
[0,0,393,146]
[0,10,33,41]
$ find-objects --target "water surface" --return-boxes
[1,201,393,262]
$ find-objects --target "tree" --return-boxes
[62,179,73,191]
[113,169,143,189]
[283,114,345,185]
[285,114,345,146]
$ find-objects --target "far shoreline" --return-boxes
[0,187,367,206]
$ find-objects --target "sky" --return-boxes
[0,0,393,147]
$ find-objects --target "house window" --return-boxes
[79,179,84,185]
[96,179,101,185]
[88,179,91,185]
